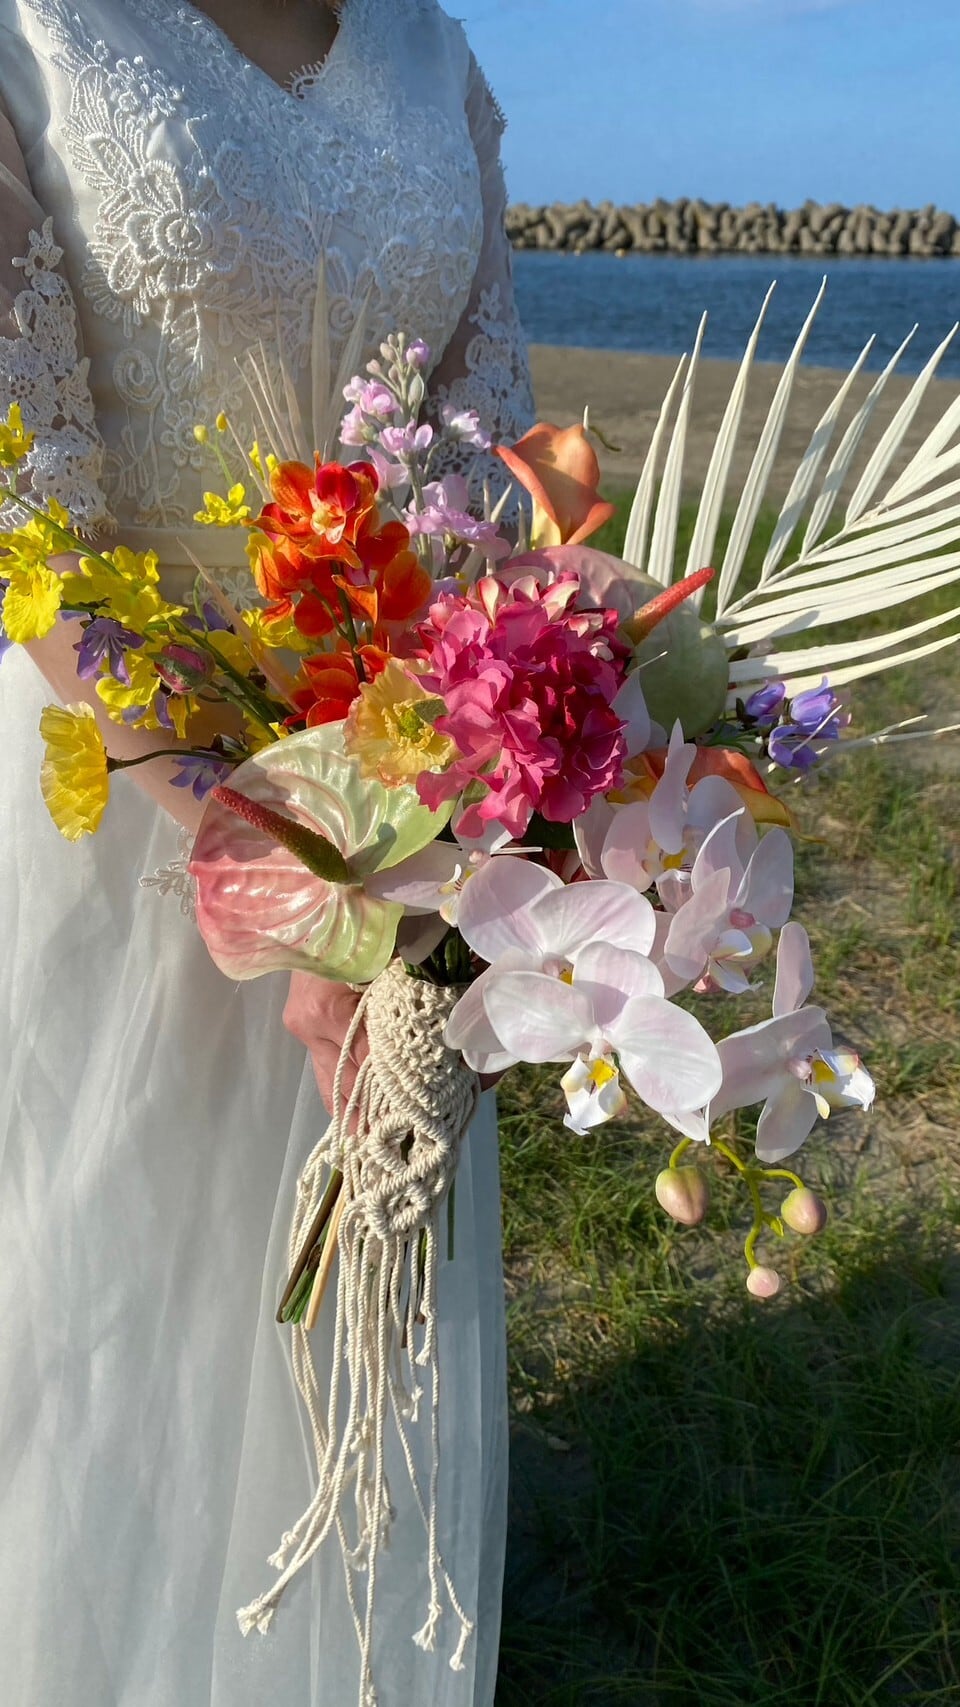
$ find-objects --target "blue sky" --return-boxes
[457,0,960,212]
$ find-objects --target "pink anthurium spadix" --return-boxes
[710,922,875,1163]
[189,721,451,983]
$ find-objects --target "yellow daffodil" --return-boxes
[0,402,34,468]
[344,657,456,787]
[2,563,63,641]
[194,484,251,527]
[39,703,110,840]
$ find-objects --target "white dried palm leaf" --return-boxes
[236,262,373,471]
[628,285,960,702]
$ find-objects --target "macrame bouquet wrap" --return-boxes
[238,960,480,1704]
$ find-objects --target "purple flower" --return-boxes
[169,752,234,801]
[743,680,786,727]
[439,404,491,450]
[789,678,844,740]
[404,475,511,559]
[74,617,144,685]
[379,422,434,460]
[183,601,233,635]
[767,723,820,772]
[405,339,431,369]
[155,642,213,694]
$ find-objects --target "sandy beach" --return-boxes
[529,342,960,500]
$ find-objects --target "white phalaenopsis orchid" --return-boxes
[710,922,875,1162]
[577,722,753,895]
[445,858,722,1136]
[367,823,518,927]
[445,855,658,1073]
[661,809,794,994]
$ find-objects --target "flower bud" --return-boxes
[746,1266,781,1300]
[655,1166,710,1226]
[780,1187,828,1235]
[155,643,213,694]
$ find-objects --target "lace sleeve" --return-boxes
[0,93,111,531]
[427,56,535,505]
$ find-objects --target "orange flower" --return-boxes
[253,458,380,570]
[289,644,389,727]
[495,422,615,548]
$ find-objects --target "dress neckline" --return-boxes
[180,0,353,99]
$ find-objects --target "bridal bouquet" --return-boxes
[3,288,959,1692]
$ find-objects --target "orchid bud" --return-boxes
[655,1166,710,1226]
[780,1187,828,1235]
[746,1266,781,1299]
[405,339,431,368]
[155,643,213,694]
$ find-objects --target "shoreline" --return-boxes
[529,342,960,498]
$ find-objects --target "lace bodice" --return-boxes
[0,0,533,576]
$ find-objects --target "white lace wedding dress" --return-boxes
[0,3,533,1703]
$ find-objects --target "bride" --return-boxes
[0,2,533,1703]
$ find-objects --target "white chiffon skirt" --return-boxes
[0,647,508,1707]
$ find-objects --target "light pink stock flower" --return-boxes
[711,922,875,1162]
[404,474,511,561]
[415,573,629,839]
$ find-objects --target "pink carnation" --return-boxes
[415,573,628,838]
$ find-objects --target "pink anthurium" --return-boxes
[710,922,875,1162]
[189,721,451,984]
[495,422,616,548]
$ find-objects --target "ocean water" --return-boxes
[513,251,960,379]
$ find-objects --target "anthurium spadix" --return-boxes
[711,922,875,1162]
[190,721,451,983]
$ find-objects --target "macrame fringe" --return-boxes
[237,961,479,1706]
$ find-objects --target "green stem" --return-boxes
[108,745,228,773]
[336,586,367,681]
[668,1137,694,1171]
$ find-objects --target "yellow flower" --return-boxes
[95,651,195,738]
[248,442,278,480]
[0,500,71,570]
[61,549,182,636]
[193,424,209,445]
[194,484,251,527]
[242,712,285,752]
[240,605,313,654]
[206,627,258,674]
[39,703,110,840]
[2,563,63,641]
[0,402,34,468]
[344,657,456,787]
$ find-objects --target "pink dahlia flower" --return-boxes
[416,572,628,838]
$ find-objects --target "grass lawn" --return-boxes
[494,491,960,1705]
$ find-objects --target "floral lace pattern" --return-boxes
[0,219,111,529]
[433,281,535,507]
[6,0,534,555]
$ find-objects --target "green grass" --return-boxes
[494,491,960,1705]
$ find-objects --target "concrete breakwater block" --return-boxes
[506,199,960,259]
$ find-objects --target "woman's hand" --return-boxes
[283,970,503,1114]
[283,973,369,1114]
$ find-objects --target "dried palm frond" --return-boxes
[621,284,960,704]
